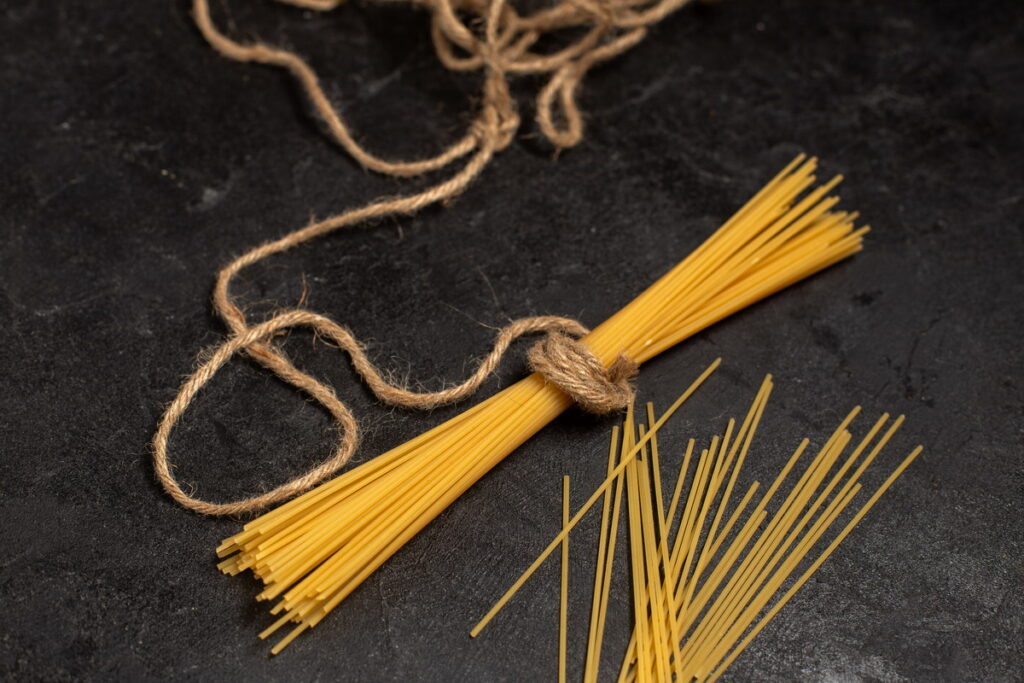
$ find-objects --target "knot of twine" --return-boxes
[155,0,698,516]
[528,333,638,413]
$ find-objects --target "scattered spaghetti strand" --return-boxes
[476,375,922,681]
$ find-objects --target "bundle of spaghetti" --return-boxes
[216,155,868,653]
[618,401,925,683]
[476,375,921,681]
[612,394,922,682]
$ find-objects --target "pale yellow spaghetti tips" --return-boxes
[584,425,627,683]
[559,476,570,683]
[480,376,921,681]
[217,156,869,653]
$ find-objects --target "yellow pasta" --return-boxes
[218,156,870,653]
[559,476,570,683]
[489,376,921,681]
[584,427,628,683]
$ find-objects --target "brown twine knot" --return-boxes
[532,333,634,413]
[528,333,638,413]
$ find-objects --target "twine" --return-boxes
[528,333,638,413]
[154,0,696,516]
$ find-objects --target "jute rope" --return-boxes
[154,0,692,516]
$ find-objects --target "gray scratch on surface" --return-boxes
[30,289,117,318]
[596,71,680,117]
[475,264,502,312]
[38,175,84,207]
[440,300,500,331]
[901,315,942,398]
[351,42,430,104]
[376,576,399,658]
[355,65,404,103]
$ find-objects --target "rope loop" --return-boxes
[153,313,618,516]
[156,0,702,514]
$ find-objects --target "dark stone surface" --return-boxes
[2,0,1022,680]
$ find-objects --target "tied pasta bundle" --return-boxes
[217,155,868,653]
[475,376,921,682]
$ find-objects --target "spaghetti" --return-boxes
[477,377,922,681]
[216,157,868,653]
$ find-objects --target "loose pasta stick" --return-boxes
[559,476,569,683]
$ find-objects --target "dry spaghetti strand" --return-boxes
[559,476,570,683]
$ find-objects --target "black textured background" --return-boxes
[2,0,1022,680]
